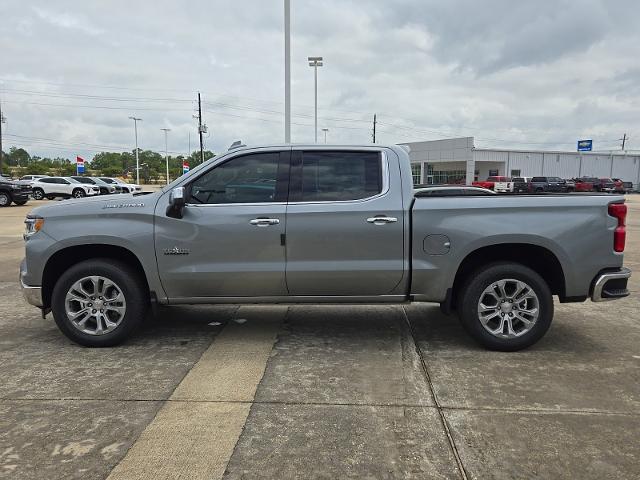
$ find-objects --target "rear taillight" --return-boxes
[608,203,627,252]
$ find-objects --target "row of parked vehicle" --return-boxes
[19,175,142,201]
[0,174,142,206]
[472,176,634,194]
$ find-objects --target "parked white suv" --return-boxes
[31,177,100,200]
[98,177,142,194]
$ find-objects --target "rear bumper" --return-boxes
[591,267,631,302]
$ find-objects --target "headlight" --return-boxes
[11,184,22,190]
[24,215,44,239]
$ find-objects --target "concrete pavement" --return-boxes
[0,197,639,479]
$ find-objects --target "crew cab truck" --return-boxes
[20,145,631,351]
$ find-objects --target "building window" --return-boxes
[426,164,466,185]
[489,169,499,176]
[411,163,421,185]
[510,169,521,177]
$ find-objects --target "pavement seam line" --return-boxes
[2,397,639,417]
[402,306,470,480]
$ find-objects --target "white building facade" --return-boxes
[403,137,640,188]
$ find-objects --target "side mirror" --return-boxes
[166,186,186,219]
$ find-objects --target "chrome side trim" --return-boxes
[168,295,408,305]
[591,267,631,302]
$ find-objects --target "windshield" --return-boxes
[100,178,115,184]
[67,178,81,184]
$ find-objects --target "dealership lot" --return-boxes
[1,199,639,479]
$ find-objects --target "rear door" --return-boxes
[285,148,405,296]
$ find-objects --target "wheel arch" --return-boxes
[42,244,150,309]
[451,243,566,307]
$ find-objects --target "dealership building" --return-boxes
[402,137,640,187]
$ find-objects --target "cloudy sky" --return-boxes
[1,0,639,160]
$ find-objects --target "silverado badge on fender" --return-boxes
[163,247,190,255]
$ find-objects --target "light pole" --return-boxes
[284,0,291,143]
[308,56,323,143]
[128,117,142,184]
[160,128,171,184]
[322,128,329,144]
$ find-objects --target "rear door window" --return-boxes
[297,151,382,202]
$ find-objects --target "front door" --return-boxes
[155,150,290,299]
[285,149,405,296]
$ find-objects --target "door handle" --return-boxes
[250,218,280,226]
[366,216,398,225]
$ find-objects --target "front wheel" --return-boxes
[72,188,86,198]
[51,259,148,347]
[32,188,45,200]
[457,262,553,351]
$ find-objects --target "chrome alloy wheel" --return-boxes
[477,279,539,339]
[64,276,127,335]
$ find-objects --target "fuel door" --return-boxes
[423,234,451,255]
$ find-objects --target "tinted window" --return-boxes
[531,177,546,182]
[189,152,280,204]
[300,151,381,201]
[72,177,94,184]
[513,177,524,182]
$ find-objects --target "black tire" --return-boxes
[72,188,86,198]
[32,188,45,200]
[51,259,148,347]
[13,200,28,206]
[535,187,544,193]
[46,195,56,200]
[456,262,553,351]
[0,192,11,207]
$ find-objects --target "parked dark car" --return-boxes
[529,176,569,193]
[0,177,32,206]
[512,176,531,193]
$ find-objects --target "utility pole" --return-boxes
[161,128,171,185]
[284,0,291,143]
[0,101,5,176]
[196,92,206,165]
[128,116,142,184]
[621,133,628,151]
[372,113,377,143]
[308,56,323,143]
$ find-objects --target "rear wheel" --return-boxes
[51,259,148,347]
[0,192,11,207]
[32,188,45,200]
[457,262,553,351]
[13,200,28,206]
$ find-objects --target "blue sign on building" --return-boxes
[577,139,593,152]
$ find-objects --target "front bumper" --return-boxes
[20,272,44,308]
[591,267,631,302]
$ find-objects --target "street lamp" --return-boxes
[308,56,323,143]
[160,128,171,185]
[128,117,142,184]
[322,128,329,144]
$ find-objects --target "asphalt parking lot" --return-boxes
[1,197,639,479]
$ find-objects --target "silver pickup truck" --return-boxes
[20,144,631,351]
